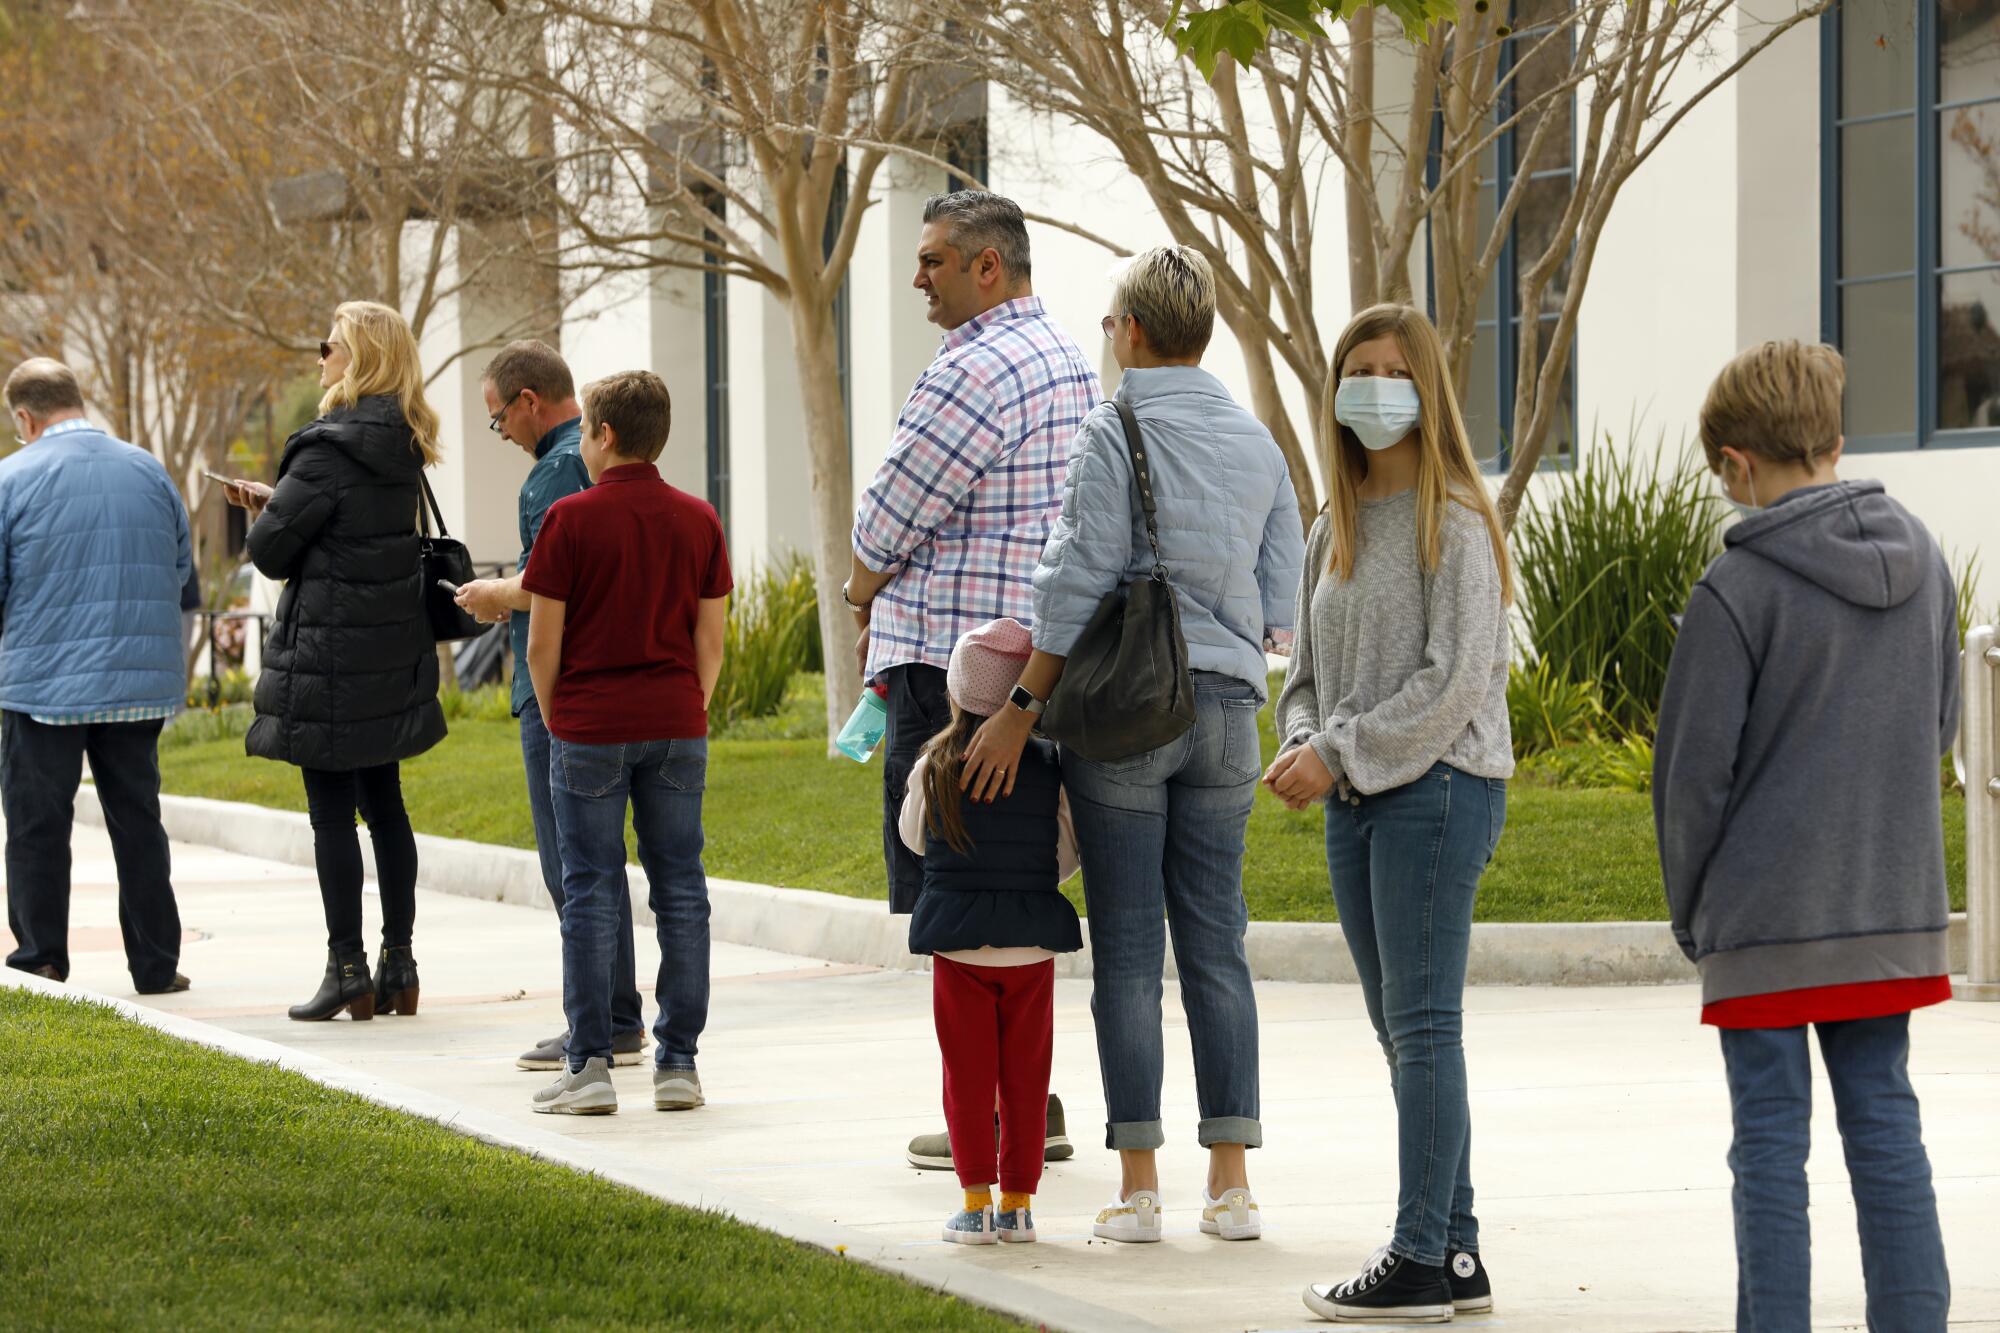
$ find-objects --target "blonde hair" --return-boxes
[319,300,442,466]
[1699,340,1844,472]
[1112,245,1216,360]
[1320,303,1513,605]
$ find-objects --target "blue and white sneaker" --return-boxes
[996,1206,1037,1244]
[942,1204,997,1245]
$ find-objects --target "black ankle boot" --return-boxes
[374,945,420,1016]
[288,950,375,1022]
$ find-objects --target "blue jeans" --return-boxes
[1324,762,1504,1267]
[547,735,711,1073]
[1720,1015,1950,1332]
[1062,672,1263,1151]
[520,699,643,1037]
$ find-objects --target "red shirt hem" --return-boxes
[1702,976,1952,1028]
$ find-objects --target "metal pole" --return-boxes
[1957,625,2000,1000]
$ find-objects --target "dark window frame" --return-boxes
[1822,2,2000,452]
[702,195,731,536]
[1426,10,1580,476]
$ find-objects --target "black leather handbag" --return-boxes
[419,474,484,643]
[1040,400,1197,763]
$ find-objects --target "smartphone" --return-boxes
[436,579,461,596]
[201,469,238,487]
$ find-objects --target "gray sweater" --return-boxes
[1654,480,1959,1004]
[1276,492,1513,794]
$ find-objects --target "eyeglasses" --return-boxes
[487,388,524,434]
[317,340,338,360]
[1100,313,1126,340]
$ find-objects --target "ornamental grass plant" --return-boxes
[1511,428,1727,736]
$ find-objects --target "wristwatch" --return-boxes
[840,582,868,612]
[1009,684,1047,716]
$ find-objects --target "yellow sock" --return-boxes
[963,1187,993,1212]
[1000,1191,1032,1213]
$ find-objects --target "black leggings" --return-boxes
[299,763,418,955]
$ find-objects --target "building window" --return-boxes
[703,203,731,536]
[1432,1,1578,473]
[946,121,989,194]
[1825,0,2000,448]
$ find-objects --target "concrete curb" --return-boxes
[0,969,1162,1333]
[84,789,1970,986]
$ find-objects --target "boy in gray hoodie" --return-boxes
[1655,341,1954,1329]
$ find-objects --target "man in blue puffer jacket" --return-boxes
[1,357,193,994]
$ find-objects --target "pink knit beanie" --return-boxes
[946,618,1033,717]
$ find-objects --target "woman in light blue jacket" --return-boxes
[960,245,1305,1248]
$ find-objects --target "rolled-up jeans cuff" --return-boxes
[1198,1115,1262,1149]
[1106,1119,1165,1151]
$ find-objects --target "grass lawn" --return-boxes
[157,677,1967,924]
[0,988,1019,1331]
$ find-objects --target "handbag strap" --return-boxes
[417,472,448,538]
[1110,400,1167,579]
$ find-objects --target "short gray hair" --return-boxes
[4,357,84,420]
[1112,246,1216,360]
[922,190,1031,281]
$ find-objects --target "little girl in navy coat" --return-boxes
[900,617,1083,1245]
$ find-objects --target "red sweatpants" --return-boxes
[933,955,1055,1194]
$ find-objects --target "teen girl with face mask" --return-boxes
[1267,304,1515,1324]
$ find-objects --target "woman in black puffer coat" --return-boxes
[227,300,447,1023]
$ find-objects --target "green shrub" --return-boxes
[1507,659,1604,757]
[711,555,820,732]
[1512,429,1726,734]
[440,685,516,723]
[162,705,253,750]
[185,668,253,709]
[1517,733,1654,794]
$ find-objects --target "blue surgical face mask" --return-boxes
[1334,376,1422,451]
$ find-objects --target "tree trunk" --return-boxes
[1345,6,1381,309]
[1235,320,1320,533]
[787,296,863,754]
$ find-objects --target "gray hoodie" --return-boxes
[1654,480,1959,1004]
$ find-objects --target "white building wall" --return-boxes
[427,10,2000,621]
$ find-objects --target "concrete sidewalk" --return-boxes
[25,820,2000,1332]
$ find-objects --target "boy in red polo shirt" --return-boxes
[1655,342,1954,1325]
[522,370,731,1117]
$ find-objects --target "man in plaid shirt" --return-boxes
[846,191,1096,915]
[846,190,1096,1173]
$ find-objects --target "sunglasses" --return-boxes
[488,388,524,434]
[317,340,340,361]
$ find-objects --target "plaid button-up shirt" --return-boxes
[853,296,1098,679]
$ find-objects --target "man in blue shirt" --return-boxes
[1,358,192,993]
[455,341,646,1071]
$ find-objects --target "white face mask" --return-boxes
[1722,455,1759,518]
[1334,377,1421,451]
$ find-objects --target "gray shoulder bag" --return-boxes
[1040,401,1198,763]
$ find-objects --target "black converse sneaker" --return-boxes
[1448,1251,1492,1312]
[1302,1249,1454,1323]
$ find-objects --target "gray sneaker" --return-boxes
[531,1057,617,1115]
[517,1029,647,1072]
[654,1065,704,1110]
[905,1093,1073,1169]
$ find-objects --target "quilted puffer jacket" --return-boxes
[245,395,446,771]
[0,420,192,716]
[1032,365,1305,697]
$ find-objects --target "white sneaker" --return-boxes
[1092,1188,1163,1242]
[653,1065,703,1110]
[530,1056,617,1115]
[1200,1185,1261,1240]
